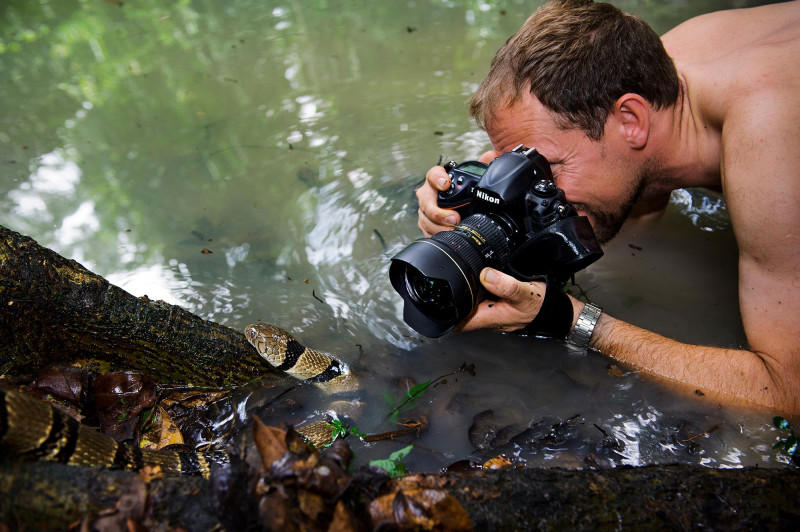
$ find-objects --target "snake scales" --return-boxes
[244,323,362,447]
[0,386,230,477]
[0,324,356,476]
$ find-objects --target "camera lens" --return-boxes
[403,266,455,321]
[389,213,513,337]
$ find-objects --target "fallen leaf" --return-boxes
[327,500,359,532]
[94,372,156,441]
[369,488,471,531]
[482,455,513,470]
[253,418,289,469]
[607,364,625,378]
[139,464,164,483]
[298,489,326,522]
[156,406,184,449]
[27,365,88,405]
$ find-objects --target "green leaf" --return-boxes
[389,444,414,462]
[407,381,431,400]
[330,423,345,441]
[369,444,413,477]
[774,416,790,430]
[786,435,797,451]
[369,458,398,474]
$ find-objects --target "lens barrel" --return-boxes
[389,213,512,337]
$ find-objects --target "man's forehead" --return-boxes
[485,93,560,152]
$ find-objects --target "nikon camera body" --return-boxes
[389,144,603,337]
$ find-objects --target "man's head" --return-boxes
[470,0,680,141]
[470,0,680,243]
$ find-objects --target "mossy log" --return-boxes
[0,458,252,531]
[443,465,800,530]
[0,224,274,388]
[2,457,798,531]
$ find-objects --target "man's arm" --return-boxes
[464,266,800,416]
[590,313,800,415]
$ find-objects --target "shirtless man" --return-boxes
[416,1,800,415]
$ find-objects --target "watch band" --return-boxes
[566,303,602,348]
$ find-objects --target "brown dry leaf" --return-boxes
[138,464,164,483]
[482,455,513,470]
[94,372,157,442]
[327,500,359,532]
[396,474,450,491]
[159,389,229,409]
[393,489,435,529]
[298,489,327,522]
[27,364,87,405]
[369,488,471,531]
[607,364,625,378]
[257,488,295,532]
[368,493,395,527]
[156,406,184,449]
[139,407,163,451]
[254,417,289,469]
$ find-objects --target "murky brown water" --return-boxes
[0,0,790,471]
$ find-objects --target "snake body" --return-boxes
[244,323,361,447]
[0,324,355,473]
[0,386,229,477]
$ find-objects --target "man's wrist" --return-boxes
[516,277,573,339]
[566,302,603,349]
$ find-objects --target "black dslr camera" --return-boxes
[389,145,603,338]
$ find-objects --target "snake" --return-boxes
[0,386,229,477]
[0,324,358,475]
[243,323,362,448]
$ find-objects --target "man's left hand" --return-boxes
[457,268,568,332]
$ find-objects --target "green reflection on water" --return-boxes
[0,0,771,268]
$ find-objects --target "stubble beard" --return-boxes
[574,167,650,245]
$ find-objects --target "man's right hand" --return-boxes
[416,165,460,237]
[416,150,499,237]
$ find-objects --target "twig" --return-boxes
[383,363,473,422]
[680,423,721,443]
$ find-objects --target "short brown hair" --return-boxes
[470,0,680,140]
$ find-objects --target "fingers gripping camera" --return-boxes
[390,145,603,338]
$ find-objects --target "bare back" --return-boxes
[662,1,800,412]
[662,1,800,129]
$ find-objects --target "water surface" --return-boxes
[0,0,789,471]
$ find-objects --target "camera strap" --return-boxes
[516,276,573,339]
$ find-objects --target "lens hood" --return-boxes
[389,239,478,337]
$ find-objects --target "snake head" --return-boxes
[244,323,293,360]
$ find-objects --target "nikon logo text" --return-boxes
[475,189,500,205]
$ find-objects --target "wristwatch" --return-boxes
[566,303,602,349]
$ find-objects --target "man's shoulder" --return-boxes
[663,2,800,64]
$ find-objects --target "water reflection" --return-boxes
[0,0,785,472]
[9,150,80,220]
[671,188,730,232]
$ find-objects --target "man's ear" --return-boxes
[610,93,650,149]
